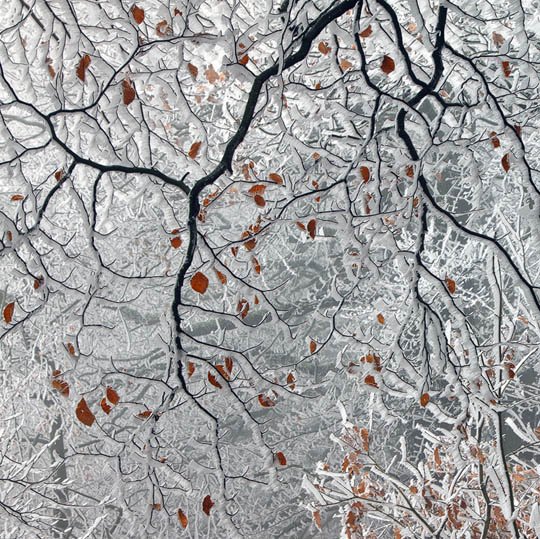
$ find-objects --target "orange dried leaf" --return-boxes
[122,79,136,105]
[225,356,233,373]
[268,172,283,185]
[253,194,266,207]
[170,236,182,249]
[309,340,317,354]
[420,392,430,407]
[313,510,322,529]
[239,54,249,66]
[52,377,70,397]
[501,153,510,172]
[501,60,511,78]
[205,65,219,84]
[131,5,145,24]
[187,62,198,79]
[307,219,316,240]
[66,342,76,356]
[191,272,209,294]
[188,141,202,159]
[445,277,456,294]
[215,364,230,381]
[312,152,321,160]
[215,269,227,285]
[275,451,287,466]
[296,221,306,231]
[248,184,266,195]
[137,410,152,419]
[76,54,91,82]
[11,194,24,201]
[252,257,261,274]
[202,495,214,516]
[360,166,370,183]
[207,372,222,389]
[406,164,415,178]
[55,169,64,181]
[178,509,188,528]
[489,131,500,148]
[286,372,296,391]
[318,41,330,55]
[364,374,378,388]
[377,313,385,324]
[258,394,276,407]
[76,398,96,427]
[106,386,120,405]
[340,58,353,71]
[381,55,395,74]
[152,503,162,511]
[3,302,14,324]
[359,25,373,38]
[360,427,369,452]
[187,361,195,377]
[156,20,171,36]
[100,397,112,414]
[243,237,257,251]
[231,246,239,257]
[434,446,442,467]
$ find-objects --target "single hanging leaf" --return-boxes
[258,393,276,407]
[318,41,330,55]
[11,194,24,201]
[225,356,234,373]
[501,60,511,78]
[191,272,209,294]
[187,62,198,79]
[66,342,76,356]
[131,5,145,24]
[340,58,353,71]
[359,25,373,38]
[434,446,442,467]
[360,166,370,182]
[364,374,378,388]
[501,153,510,172]
[156,20,172,36]
[136,410,152,419]
[207,372,222,389]
[106,386,120,405]
[286,372,296,391]
[275,451,287,466]
[187,361,195,377]
[445,277,456,294]
[122,79,136,105]
[489,131,500,148]
[215,364,231,381]
[177,509,188,528]
[205,65,219,83]
[253,194,266,207]
[313,510,322,530]
[239,54,249,65]
[188,141,202,159]
[51,371,70,397]
[248,184,266,195]
[381,55,395,74]
[100,397,112,414]
[492,32,505,47]
[307,219,316,240]
[170,236,182,249]
[76,54,91,82]
[309,340,317,354]
[202,495,214,516]
[420,393,430,407]
[76,398,96,427]
[252,257,261,274]
[3,302,14,324]
[360,427,369,452]
[214,269,227,285]
[268,172,283,184]
[377,313,385,324]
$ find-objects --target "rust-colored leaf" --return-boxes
[178,509,188,528]
[318,41,330,55]
[243,237,257,251]
[156,20,172,37]
[187,62,198,79]
[231,246,239,257]
[188,141,202,159]
[34,277,43,289]
[100,397,112,414]
[207,372,222,389]
[359,25,373,38]
[340,58,353,71]
[131,5,145,24]
[501,153,510,172]
[202,495,214,516]
[122,79,136,105]
[445,277,456,294]
[268,172,283,185]
[253,194,266,207]
[10,194,24,201]
[52,372,70,397]
[76,54,91,82]
[187,361,195,377]
[492,32,505,47]
[286,372,296,391]
[309,340,317,354]
[364,374,378,388]
[434,446,442,467]
[3,302,14,324]
[215,364,230,381]
[360,166,370,183]
[381,55,395,74]
[66,342,76,356]
[191,272,209,294]
[258,393,276,407]
[248,184,266,196]
[377,313,385,324]
[214,269,227,285]
[296,221,306,231]
[55,169,64,181]
[222,357,233,375]
[252,256,261,274]
[106,386,120,405]
[152,503,162,511]
[501,60,511,78]
[360,427,369,452]
[307,219,316,240]
[137,410,152,419]
[239,54,249,66]
[76,398,96,427]
[170,236,182,249]
[313,510,322,529]
[420,393,430,407]
[489,131,500,148]
[205,65,219,84]
[312,152,321,160]
[275,451,287,466]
